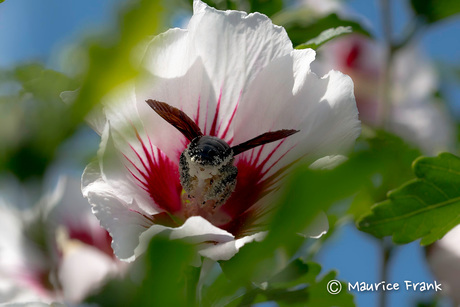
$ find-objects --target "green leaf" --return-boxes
[348,129,421,219]
[306,271,354,307]
[358,152,460,245]
[249,0,283,17]
[228,261,354,307]
[272,12,371,47]
[212,151,380,303]
[411,0,460,23]
[86,236,196,307]
[296,26,352,50]
[269,259,320,285]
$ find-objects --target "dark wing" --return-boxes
[231,129,299,156]
[146,99,203,141]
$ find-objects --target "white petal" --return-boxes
[142,28,193,79]
[168,216,235,242]
[136,59,213,158]
[199,232,267,261]
[58,246,118,303]
[137,0,294,146]
[189,0,292,101]
[233,49,360,178]
[134,216,234,258]
[100,86,184,213]
[133,216,267,262]
[82,160,153,262]
[97,124,158,215]
[287,69,360,162]
[97,83,172,173]
[0,203,25,268]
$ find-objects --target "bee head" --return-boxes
[187,136,232,167]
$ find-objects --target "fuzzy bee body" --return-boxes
[179,136,238,207]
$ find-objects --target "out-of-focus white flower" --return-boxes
[0,200,51,304]
[301,0,342,15]
[0,177,125,305]
[427,225,460,304]
[80,0,360,264]
[312,34,454,154]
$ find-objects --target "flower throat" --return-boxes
[146,99,298,211]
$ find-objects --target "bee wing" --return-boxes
[146,99,203,141]
[231,129,299,156]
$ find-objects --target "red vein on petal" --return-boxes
[260,143,296,179]
[204,99,209,134]
[257,140,285,170]
[209,88,222,137]
[145,148,183,213]
[247,145,257,164]
[220,94,240,141]
[122,126,182,214]
[194,96,201,125]
[124,156,148,188]
[127,144,150,175]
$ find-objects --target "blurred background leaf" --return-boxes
[197,0,283,16]
[227,260,355,307]
[69,0,169,128]
[0,0,172,181]
[411,0,460,24]
[272,12,372,47]
[0,63,77,179]
[295,26,352,50]
[86,236,197,307]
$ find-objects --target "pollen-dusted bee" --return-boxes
[146,100,298,209]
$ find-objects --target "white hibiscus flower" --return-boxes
[312,34,455,155]
[80,0,360,263]
[0,177,124,305]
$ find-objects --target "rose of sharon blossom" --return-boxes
[312,34,455,154]
[0,177,124,305]
[81,0,360,263]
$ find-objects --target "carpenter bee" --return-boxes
[146,99,298,209]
